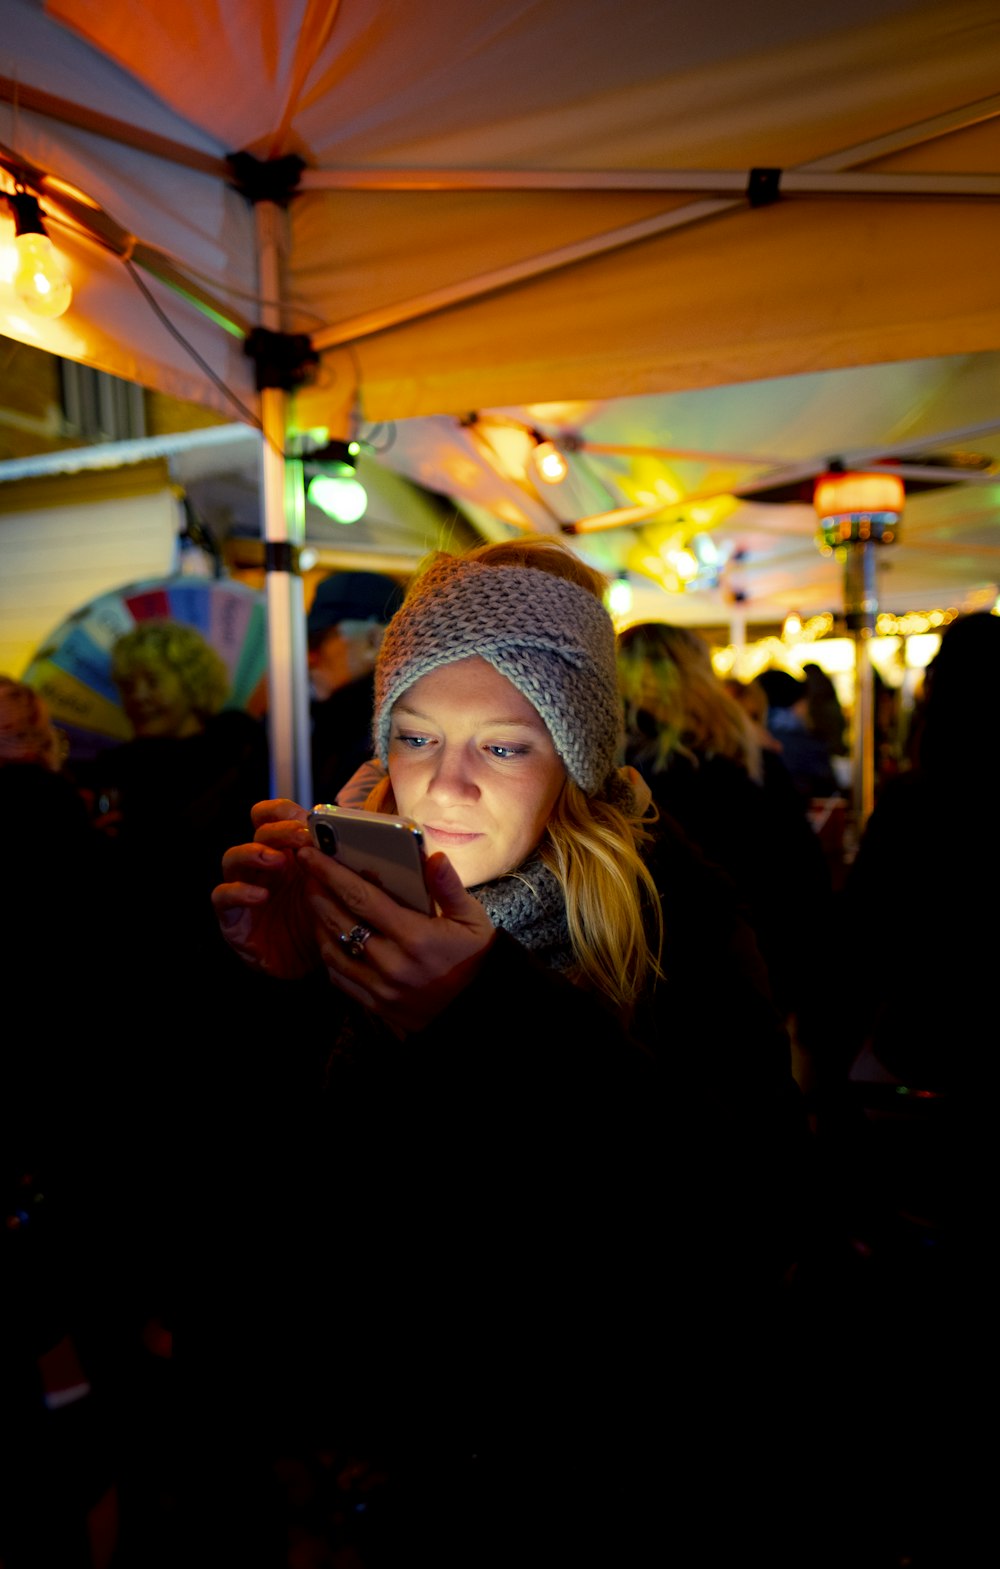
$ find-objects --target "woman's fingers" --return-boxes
[219,840,288,882]
[423,852,479,921]
[211,879,270,914]
[297,842,495,1031]
[253,818,311,852]
[213,816,322,980]
[296,845,486,940]
[210,881,271,957]
[297,844,423,940]
[250,797,310,828]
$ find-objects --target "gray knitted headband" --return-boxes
[374,554,620,795]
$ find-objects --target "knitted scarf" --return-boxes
[471,853,573,972]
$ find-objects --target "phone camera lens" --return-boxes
[316,823,337,853]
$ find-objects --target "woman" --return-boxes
[617,622,832,1027]
[208,541,808,1562]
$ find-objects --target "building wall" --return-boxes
[0,462,181,676]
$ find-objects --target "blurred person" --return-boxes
[838,610,998,1091]
[306,570,405,805]
[618,623,832,1026]
[871,665,906,793]
[806,624,986,1564]
[1,678,170,1569]
[725,673,783,755]
[757,667,840,802]
[0,676,106,982]
[801,662,848,760]
[82,617,271,1132]
[0,674,69,772]
[0,678,102,992]
[87,619,269,907]
[205,540,810,1565]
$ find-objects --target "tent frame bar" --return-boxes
[7,70,994,191]
[0,74,229,178]
[302,168,1000,197]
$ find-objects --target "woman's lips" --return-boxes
[424,825,482,845]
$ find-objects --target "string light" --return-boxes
[781,611,803,642]
[607,575,633,618]
[4,190,73,319]
[305,438,368,524]
[875,608,958,637]
[531,437,569,485]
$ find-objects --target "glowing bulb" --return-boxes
[607,577,633,617]
[6,192,73,319]
[307,473,368,524]
[14,233,72,317]
[667,548,698,583]
[533,440,568,484]
[782,612,803,642]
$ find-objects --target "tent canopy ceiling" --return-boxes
[2,0,999,629]
[3,0,999,416]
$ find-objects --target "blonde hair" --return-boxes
[111,620,229,722]
[539,780,661,1011]
[462,533,611,597]
[372,538,662,1012]
[617,622,762,784]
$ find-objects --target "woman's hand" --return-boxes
[297,842,497,1036]
[211,799,321,979]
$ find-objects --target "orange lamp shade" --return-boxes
[813,471,904,519]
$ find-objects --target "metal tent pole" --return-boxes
[255,199,312,805]
[844,541,878,830]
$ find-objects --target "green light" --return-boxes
[607,577,633,616]
[307,473,368,524]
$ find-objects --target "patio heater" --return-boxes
[813,468,904,828]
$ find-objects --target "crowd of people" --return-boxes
[3,550,967,1567]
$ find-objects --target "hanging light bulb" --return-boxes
[607,575,633,617]
[531,436,569,485]
[6,191,73,318]
[308,473,368,523]
[305,438,368,524]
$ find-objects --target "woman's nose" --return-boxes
[425,745,478,802]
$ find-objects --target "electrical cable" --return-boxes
[3,145,375,466]
[123,256,264,433]
[358,421,396,455]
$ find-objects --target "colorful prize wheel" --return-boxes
[22,576,268,762]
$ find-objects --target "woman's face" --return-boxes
[387,656,566,888]
[117,662,200,739]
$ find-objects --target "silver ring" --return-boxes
[339,923,373,959]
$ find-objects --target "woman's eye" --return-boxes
[395,733,431,749]
[487,743,528,760]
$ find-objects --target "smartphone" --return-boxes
[307,805,435,915]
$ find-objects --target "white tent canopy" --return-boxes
[4,0,1000,418]
[3,0,1000,791]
